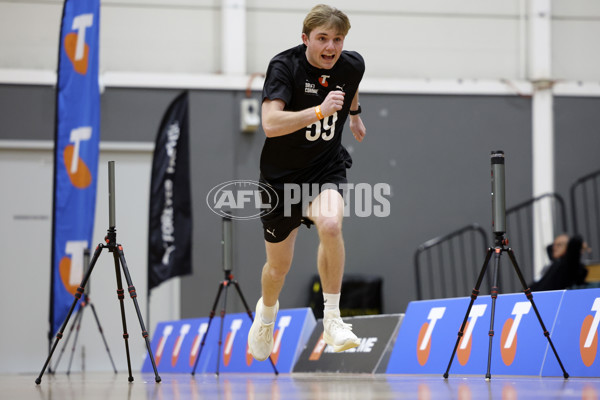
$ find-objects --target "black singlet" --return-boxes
[260,44,365,187]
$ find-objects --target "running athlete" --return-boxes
[248,4,367,361]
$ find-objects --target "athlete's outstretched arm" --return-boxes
[349,90,366,142]
[262,91,345,138]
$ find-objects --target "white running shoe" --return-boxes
[323,310,361,352]
[247,297,279,361]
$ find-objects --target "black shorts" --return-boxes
[259,166,348,243]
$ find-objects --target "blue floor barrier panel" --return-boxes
[141,289,600,376]
[541,288,600,377]
[142,307,316,374]
[386,291,566,376]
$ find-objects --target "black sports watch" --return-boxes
[349,104,361,115]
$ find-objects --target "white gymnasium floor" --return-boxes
[6,371,600,400]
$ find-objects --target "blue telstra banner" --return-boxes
[387,291,565,376]
[141,308,316,373]
[386,296,472,374]
[542,288,600,377]
[50,0,101,337]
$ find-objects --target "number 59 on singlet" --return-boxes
[306,112,338,141]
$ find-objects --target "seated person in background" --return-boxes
[530,234,588,291]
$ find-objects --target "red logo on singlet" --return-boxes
[319,75,330,87]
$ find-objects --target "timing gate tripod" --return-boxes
[191,216,278,376]
[36,228,161,384]
[36,161,161,384]
[190,271,279,376]
[443,233,569,379]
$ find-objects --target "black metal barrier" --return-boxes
[414,193,567,300]
[570,169,600,261]
[414,224,489,300]
[415,174,599,300]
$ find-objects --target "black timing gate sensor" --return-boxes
[490,150,506,235]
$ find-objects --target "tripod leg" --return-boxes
[51,302,84,373]
[506,248,569,379]
[444,248,493,379]
[216,282,230,376]
[231,281,254,321]
[232,281,279,375]
[191,283,224,375]
[485,249,502,380]
[67,303,86,375]
[116,245,161,383]
[88,302,118,374]
[35,244,104,385]
[112,250,134,382]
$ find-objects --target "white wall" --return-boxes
[1,0,599,81]
[0,144,179,373]
[248,1,525,79]
[553,1,600,80]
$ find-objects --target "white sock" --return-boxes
[323,292,341,313]
[261,300,277,324]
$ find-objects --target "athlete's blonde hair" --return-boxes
[302,4,351,37]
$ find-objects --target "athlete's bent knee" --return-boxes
[265,261,290,281]
[317,216,342,238]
